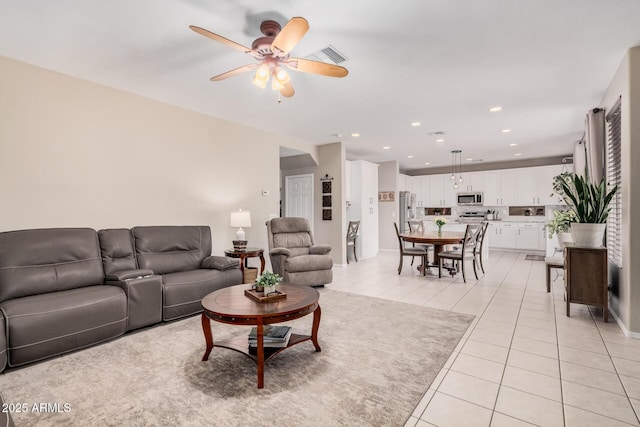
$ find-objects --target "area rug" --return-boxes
[0,289,474,427]
[525,254,546,261]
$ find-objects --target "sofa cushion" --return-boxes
[286,255,333,273]
[132,226,212,275]
[0,228,104,303]
[99,228,138,275]
[270,217,312,233]
[200,256,240,271]
[1,285,127,367]
[161,268,242,321]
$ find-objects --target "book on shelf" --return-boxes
[248,325,292,348]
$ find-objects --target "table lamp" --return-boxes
[230,209,251,250]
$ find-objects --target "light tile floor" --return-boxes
[327,250,640,426]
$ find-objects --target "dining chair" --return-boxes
[394,222,428,276]
[474,221,490,274]
[346,220,360,264]
[437,224,481,283]
[407,220,434,267]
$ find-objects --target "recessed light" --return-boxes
[424,162,431,165]
[436,139,444,143]
[466,158,473,161]
[501,129,512,133]
[509,143,518,147]
[407,155,414,158]
[514,153,522,156]
[383,146,390,150]
[411,122,421,127]
[351,133,360,137]
[489,106,502,112]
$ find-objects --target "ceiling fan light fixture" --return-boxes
[252,64,270,89]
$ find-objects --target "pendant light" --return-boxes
[451,150,462,189]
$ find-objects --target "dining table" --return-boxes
[399,230,466,273]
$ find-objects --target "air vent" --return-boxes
[305,45,348,64]
[428,131,446,136]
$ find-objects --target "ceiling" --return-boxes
[2,1,640,172]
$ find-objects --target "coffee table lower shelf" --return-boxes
[213,333,313,364]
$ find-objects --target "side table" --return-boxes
[224,247,265,274]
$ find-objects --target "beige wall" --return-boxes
[601,46,640,334]
[0,56,313,258]
[279,142,346,265]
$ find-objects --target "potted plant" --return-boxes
[550,171,573,203]
[546,209,576,247]
[558,173,617,247]
[255,271,283,295]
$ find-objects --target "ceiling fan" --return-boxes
[190,17,348,98]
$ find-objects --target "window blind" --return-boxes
[606,97,622,267]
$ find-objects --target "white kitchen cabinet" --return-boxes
[348,160,379,260]
[539,224,547,251]
[425,174,457,207]
[420,175,431,208]
[492,222,517,248]
[407,176,423,207]
[539,165,564,205]
[459,171,484,192]
[516,223,540,250]
[483,169,518,206]
[517,165,564,206]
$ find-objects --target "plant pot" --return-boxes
[571,223,606,247]
[263,284,276,296]
[557,232,573,248]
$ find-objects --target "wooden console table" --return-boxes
[564,243,608,322]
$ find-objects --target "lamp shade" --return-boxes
[230,210,252,228]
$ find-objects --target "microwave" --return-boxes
[457,192,483,206]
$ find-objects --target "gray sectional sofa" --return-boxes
[0,225,242,373]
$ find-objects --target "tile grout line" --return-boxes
[550,266,567,426]
[416,250,518,424]
[588,306,640,424]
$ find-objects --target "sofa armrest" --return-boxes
[105,269,154,281]
[107,275,162,331]
[309,245,332,255]
[270,247,292,257]
[201,256,240,271]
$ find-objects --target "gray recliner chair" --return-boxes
[266,218,333,287]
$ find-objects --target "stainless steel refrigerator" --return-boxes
[398,191,416,233]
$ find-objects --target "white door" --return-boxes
[285,174,314,229]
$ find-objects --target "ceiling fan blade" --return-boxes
[190,25,254,54]
[210,64,258,81]
[286,58,349,78]
[271,17,309,56]
[280,82,295,98]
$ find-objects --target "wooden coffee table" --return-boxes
[200,283,321,388]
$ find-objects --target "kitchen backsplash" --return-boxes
[416,205,561,222]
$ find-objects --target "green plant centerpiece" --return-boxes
[255,271,283,294]
[557,173,617,246]
[434,217,447,234]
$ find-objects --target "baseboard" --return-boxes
[608,307,640,339]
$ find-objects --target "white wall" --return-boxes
[600,46,640,334]
[0,56,313,257]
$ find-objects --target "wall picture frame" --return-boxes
[378,191,395,202]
